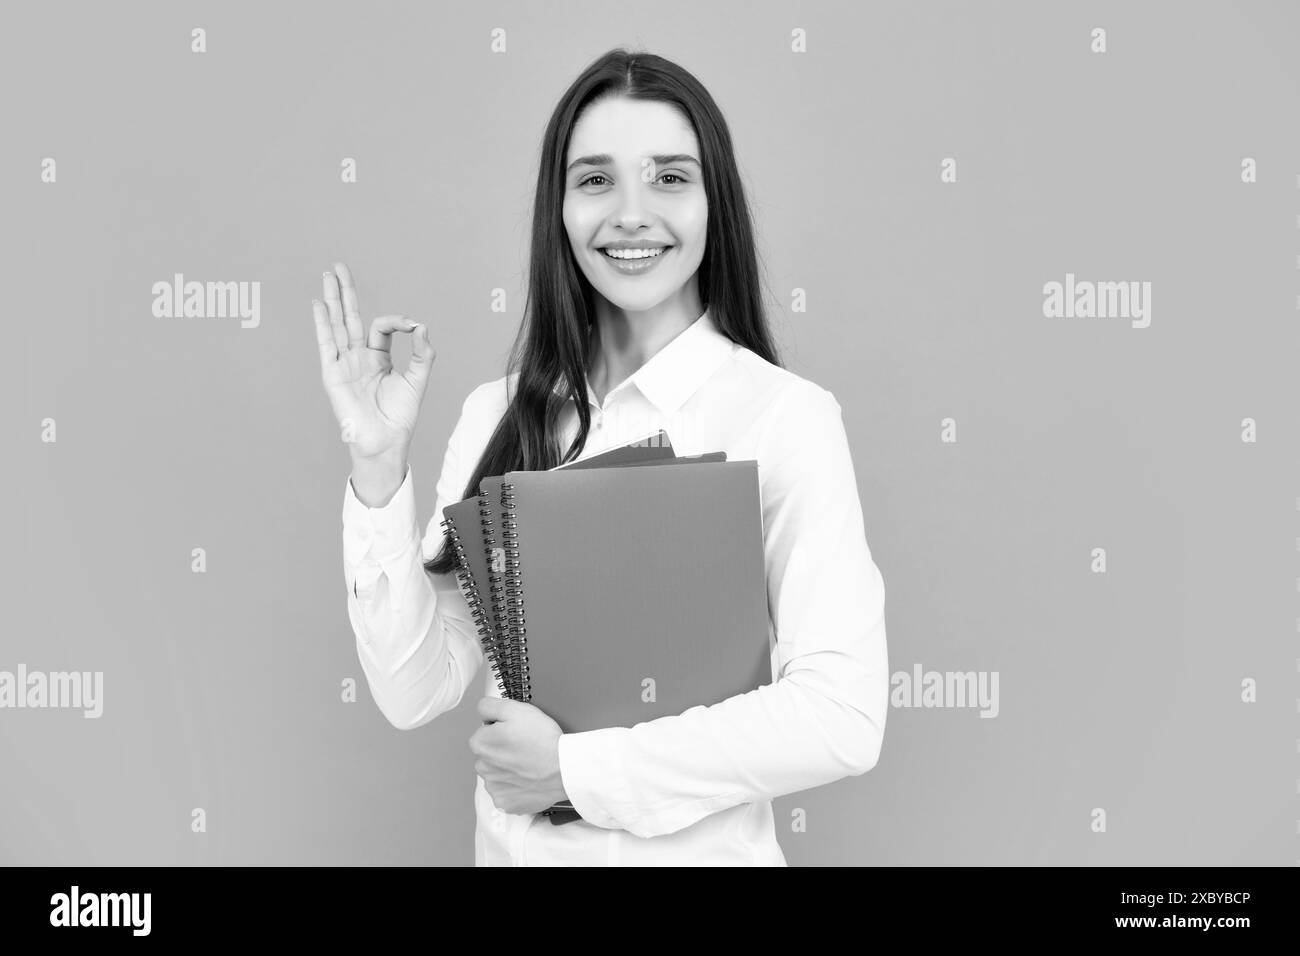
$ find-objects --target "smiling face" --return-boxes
[562,95,708,318]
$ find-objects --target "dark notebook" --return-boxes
[439,431,679,696]
[499,459,772,737]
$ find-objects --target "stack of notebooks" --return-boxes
[438,430,772,824]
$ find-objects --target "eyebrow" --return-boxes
[567,153,701,172]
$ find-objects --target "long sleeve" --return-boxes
[341,390,487,730]
[555,383,889,838]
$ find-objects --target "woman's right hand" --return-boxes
[312,262,436,463]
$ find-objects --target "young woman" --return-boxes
[312,49,888,866]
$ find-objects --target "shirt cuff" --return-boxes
[556,726,638,831]
[341,463,419,568]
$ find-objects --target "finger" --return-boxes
[477,695,510,722]
[333,261,365,350]
[366,314,414,353]
[322,271,347,352]
[402,321,438,397]
[481,696,532,721]
[311,300,338,371]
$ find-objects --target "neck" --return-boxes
[586,293,704,406]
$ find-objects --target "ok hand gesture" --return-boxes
[312,262,436,462]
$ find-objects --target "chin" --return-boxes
[594,285,675,313]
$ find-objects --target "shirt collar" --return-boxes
[552,308,736,416]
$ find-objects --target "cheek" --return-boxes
[678,199,708,247]
[561,200,576,248]
[563,196,597,244]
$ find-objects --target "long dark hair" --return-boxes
[425,47,782,575]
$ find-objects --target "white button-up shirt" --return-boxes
[341,308,889,865]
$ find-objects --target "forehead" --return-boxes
[567,97,698,161]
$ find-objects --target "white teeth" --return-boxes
[603,247,667,259]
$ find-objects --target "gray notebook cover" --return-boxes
[501,459,771,735]
[480,451,729,695]
[444,433,678,691]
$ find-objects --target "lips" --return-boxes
[599,245,673,273]
[600,246,669,259]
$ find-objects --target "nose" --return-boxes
[612,175,653,231]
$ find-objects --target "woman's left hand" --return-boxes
[470,697,569,815]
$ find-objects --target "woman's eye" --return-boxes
[577,173,687,187]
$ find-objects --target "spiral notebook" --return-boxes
[499,459,771,732]
[498,458,770,822]
[439,430,679,697]
[474,448,729,699]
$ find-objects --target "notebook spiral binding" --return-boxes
[499,479,531,703]
[476,487,513,697]
[438,516,509,698]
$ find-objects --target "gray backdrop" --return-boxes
[2,0,1297,865]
